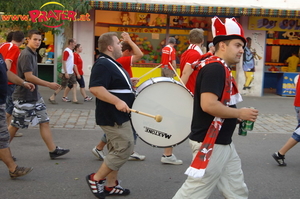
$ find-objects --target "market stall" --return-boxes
[248,16,300,96]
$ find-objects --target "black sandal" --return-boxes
[48,98,58,104]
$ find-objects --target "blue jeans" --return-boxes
[291,106,300,142]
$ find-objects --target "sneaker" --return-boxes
[92,147,105,160]
[128,151,145,161]
[272,152,287,166]
[9,166,33,179]
[161,154,183,165]
[104,180,130,196]
[62,97,71,102]
[49,146,70,159]
[84,96,93,101]
[86,173,106,199]
[14,132,23,137]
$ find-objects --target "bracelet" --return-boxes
[22,81,27,86]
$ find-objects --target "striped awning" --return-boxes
[89,1,300,18]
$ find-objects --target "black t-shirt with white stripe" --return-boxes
[89,53,135,126]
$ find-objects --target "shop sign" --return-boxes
[279,74,298,96]
[110,26,195,35]
[249,16,300,32]
[110,26,164,34]
[0,1,90,28]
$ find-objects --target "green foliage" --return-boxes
[56,55,62,84]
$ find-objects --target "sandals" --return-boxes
[72,101,83,104]
[48,98,58,104]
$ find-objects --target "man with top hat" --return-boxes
[173,16,258,199]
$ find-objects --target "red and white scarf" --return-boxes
[185,56,242,178]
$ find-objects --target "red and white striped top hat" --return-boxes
[211,16,246,47]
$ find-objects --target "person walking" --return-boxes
[91,32,145,161]
[64,44,93,102]
[272,76,300,166]
[7,30,70,160]
[161,37,177,78]
[0,31,25,137]
[180,28,213,94]
[86,32,139,199]
[48,38,81,104]
[158,36,183,165]
[0,53,34,178]
[173,16,258,199]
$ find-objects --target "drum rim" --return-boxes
[136,77,193,97]
[136,133,189,148]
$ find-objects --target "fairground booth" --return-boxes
[2,0,299,97]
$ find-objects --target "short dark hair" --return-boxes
[74,44,81,51]
[6,31,14,42]
[12,31,25,42]
[68,38,75,44]
[121,41,132,52]
[215,40,231,52]
[28,30,41,38]
[292,51,298,55]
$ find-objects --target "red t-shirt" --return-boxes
[117,56,133,77]
[180,45,203,94]
[74,52,83,75]
[161,45,176,69]
[0,42,20,85]
[294,76,300,107]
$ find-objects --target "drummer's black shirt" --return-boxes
[190,62,237,145]
[89,53,135,126]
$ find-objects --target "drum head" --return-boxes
[131,77,193,148]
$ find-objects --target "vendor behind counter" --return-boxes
[286,52,300,72]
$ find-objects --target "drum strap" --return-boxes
[100,56,134,94]
[107,89,133,94]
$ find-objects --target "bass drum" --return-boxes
[131,77,193,148]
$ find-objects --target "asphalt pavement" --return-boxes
[1,87,300,199]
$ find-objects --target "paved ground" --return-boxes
[1,87,300,199]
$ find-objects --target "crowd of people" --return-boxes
[1,15,300,199]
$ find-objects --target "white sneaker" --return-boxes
[14,132,23,137]
[128,151,145,161]
[161,154,183,165]
[92,147,105,160]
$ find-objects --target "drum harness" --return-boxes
[100,56,135,94]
